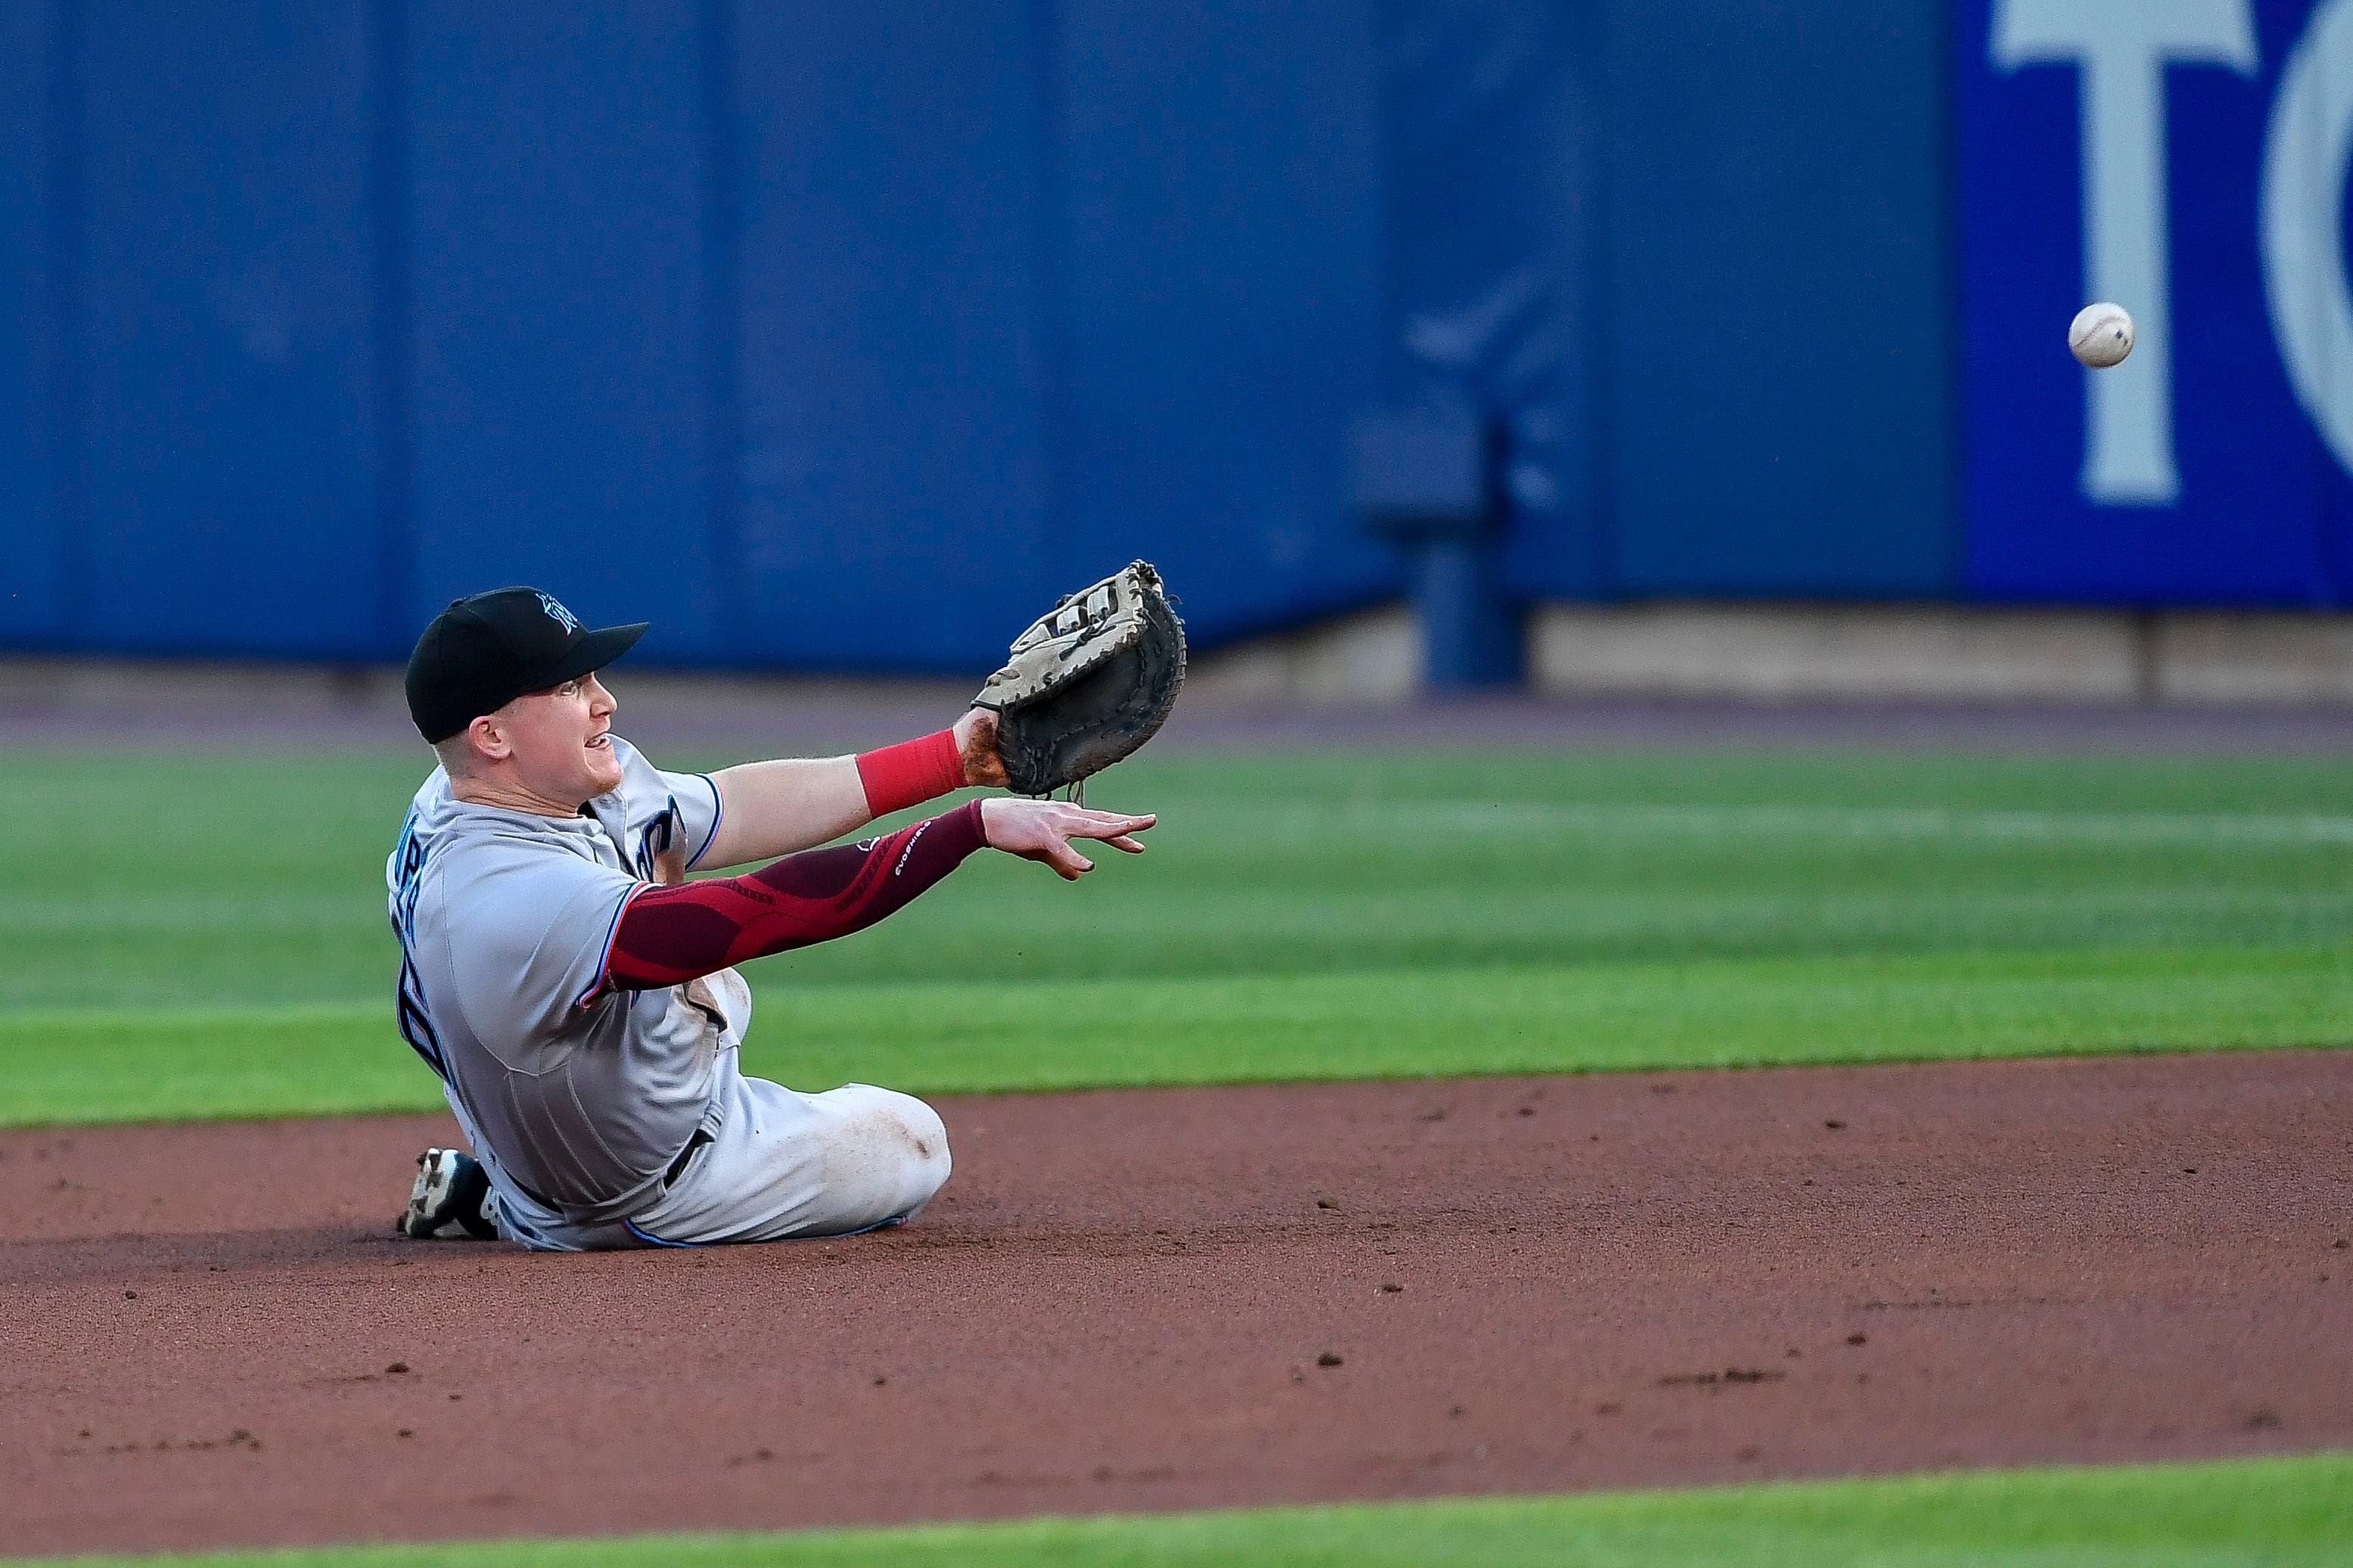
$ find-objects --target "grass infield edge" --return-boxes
[24,1452,2353,1566]
[2,942,2346,1129]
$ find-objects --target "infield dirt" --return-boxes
[6,1050,2351,1557]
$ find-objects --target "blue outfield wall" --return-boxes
[12,1,2339,671]
[0,0,56,647]
[1596,0,1960,601]
[732,3,1056,669]
[406,2,729,663]
[77,2,387,659]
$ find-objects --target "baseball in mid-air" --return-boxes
[2069,303,2134,368]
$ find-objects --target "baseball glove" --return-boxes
[974,560,1186,799]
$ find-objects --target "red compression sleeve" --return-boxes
[855,728,965,816]
[601,800,987,993]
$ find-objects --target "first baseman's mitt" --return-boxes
[974,560,1185,798]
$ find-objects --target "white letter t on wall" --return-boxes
[1994,0,2258,505]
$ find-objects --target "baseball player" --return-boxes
[386,585,1158,1250]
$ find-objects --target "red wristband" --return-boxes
[856,728,965,816]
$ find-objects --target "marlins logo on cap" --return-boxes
[535,592,583,633]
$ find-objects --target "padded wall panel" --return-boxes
[0,0,61,641]
[73,0,384,656]
[1376,0,1608,601]
[731,2,1049,672]
[404,2,723,661]
[1603,0,1960,598]
[1056,0,1397,644]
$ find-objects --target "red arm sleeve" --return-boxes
[600,800,987,993]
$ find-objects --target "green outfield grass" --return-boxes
[2,747,2350,1126]
[33,1453,2353,1566]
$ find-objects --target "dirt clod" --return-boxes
[1660,1368,1785,1389]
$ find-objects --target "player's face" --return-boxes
[501,672,623,804]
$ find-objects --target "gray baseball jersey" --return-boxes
[385,737,738,1223]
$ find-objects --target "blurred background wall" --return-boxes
[2,0,2346,682]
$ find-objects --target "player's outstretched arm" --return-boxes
[598,794,1155,993]
[696,709,1009,870]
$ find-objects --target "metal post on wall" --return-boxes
[1352,405,1524,692]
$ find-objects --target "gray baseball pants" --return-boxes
[455,1059,953,1251]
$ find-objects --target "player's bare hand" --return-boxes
[979,797,1155,880]
[954,706,1010,789]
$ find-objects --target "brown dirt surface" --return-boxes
[5,1050,2351,1557]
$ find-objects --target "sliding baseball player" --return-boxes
[387,573,1180,1249]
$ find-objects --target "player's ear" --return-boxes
[468,713,513,765]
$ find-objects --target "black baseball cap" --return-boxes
[406,587,648,743]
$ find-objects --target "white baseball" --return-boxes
[2069,303,2134,368]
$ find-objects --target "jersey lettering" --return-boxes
[387,809,449,1082]
[633,798,680,881]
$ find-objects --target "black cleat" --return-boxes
[395,1147,497,1240]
